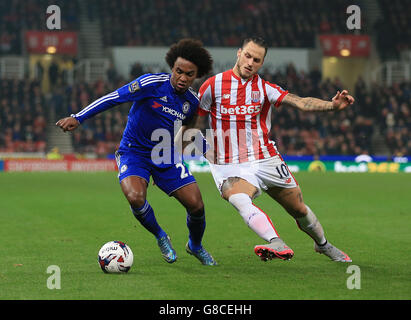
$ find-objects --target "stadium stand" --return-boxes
[0,0,79,55]
[48,65,410,158]
[98,0,361,48]
[52,78,129,157]
[0,0,410,159]
[0,78,47,152]
[375,0,411,60]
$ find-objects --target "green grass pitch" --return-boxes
[0,171,410,300]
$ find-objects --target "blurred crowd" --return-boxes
[1,0,410,65]
[45,64,411,158]
[99,0,358,48]
[0,79,47,152]
[1,0,411,157]
[1,0,410,61]
[50,78,130,157]
[0,0,79,55]
[1,63,410,157]
[268,66,411,157]
[370,80,411,157]
[375,0,411,60]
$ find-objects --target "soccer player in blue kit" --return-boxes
[56,39,217,265]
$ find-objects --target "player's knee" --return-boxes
[182,192,204,213]
[188,205,205,218]
[125,190,146,209]
[221,177,240,199]
[221,177,257,200]
[186,199,204,214]
[288,203,308,218]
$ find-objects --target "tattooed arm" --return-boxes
[282,90,355,112]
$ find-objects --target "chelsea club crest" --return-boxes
[182,101,190,114]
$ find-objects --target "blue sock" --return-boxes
[131,201,167,240]
[186,208,206,252]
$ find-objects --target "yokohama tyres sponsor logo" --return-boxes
[152,102,186,120]
[161,106,186,120]
[220,104,262,115]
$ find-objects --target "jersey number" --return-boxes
[176,163,191,179]
[275,164,290,178]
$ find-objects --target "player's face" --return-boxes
[234,42,265,80]
[171,57,198,93]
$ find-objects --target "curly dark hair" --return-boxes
[165,38,213,78]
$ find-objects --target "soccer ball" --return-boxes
[98,241,133,273]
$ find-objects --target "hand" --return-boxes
[332,90,355,111]
[56,117,80,132]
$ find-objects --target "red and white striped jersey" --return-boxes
[198,69,288,164]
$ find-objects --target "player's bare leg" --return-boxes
[221,177,257,200]
[120,176,148,209]
[221,177,294,261]
[266,186,351,262]
[172,183,217,265]
[121,176,177,263]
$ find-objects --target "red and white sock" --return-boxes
[228,193,279,242]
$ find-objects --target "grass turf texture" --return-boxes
[0,171,410,300]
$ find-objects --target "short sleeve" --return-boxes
[264,82,289,108]
[198,78,213,114]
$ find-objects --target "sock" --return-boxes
[228,193,279,242]
[131,201,167,240]
[186,208,206,252]
[295,205,327,245]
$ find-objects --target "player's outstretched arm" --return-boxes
[282,90,355,112]
[56,116,80,132]
[56,82,138,133]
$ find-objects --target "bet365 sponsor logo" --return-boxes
[220,104,262,115]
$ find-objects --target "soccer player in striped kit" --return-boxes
[194,37,354,262]
[56,39,217,265]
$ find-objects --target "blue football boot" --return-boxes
[157,235,177,263]
[185,242,217,266]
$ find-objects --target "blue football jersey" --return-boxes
[71,73,199,163]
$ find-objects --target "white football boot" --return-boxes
[314,241,352,262]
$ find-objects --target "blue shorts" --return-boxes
[115,148,196,196]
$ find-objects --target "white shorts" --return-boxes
[209,155,298,198]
